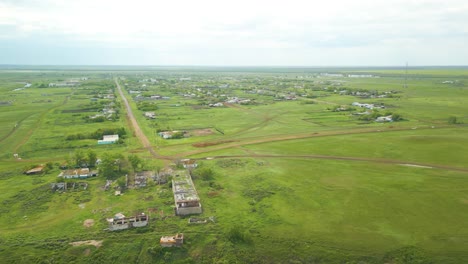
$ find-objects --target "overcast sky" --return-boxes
[1,0,467,66]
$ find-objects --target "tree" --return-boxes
[128,154,142,172]
[448,116,458,124]
[74,149,86,167]
[192,167,215,181]
[392,113,403,121]
[43,162,54,174]
[87,149,97,167]
[99,153,118,179]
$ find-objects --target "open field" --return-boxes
[0,67,467,263]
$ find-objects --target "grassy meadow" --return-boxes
[0,67,467,263]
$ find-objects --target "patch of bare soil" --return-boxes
[70,240,103,248]
[83,219,95,228]
[190,128,214,136]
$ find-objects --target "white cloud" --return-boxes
[1,0,467,65]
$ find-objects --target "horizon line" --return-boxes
[1,64,468,68]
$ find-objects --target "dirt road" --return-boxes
[114,79,467,173]
[115,79,158,157]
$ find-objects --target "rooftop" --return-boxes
[172,171,200,203]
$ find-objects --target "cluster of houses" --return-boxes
[134,94,170,101]
[351,102,381,110]
[319,73,376,78]
[225,97,251,104]
[138,78,158,83]
[49,81,80,87]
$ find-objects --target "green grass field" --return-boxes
[0,67,467,263]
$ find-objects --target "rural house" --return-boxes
[25,165,44,175]
[98,134,119,144]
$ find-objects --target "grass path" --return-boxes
[195,154,468,173]
[13,96,69,153]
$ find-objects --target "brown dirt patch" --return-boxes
[83,219,95,228]
[190,128,214,136]
[70,240,103,248]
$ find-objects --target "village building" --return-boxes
[160,233,184,247]
[98,134,119,144]
[134,171,154,188]
[58,168,98,179]
[181,159,198,169]
[172,171,202,215]
[376,115,393,122]
[25,166,44,175]
[352,102,374,109]
[106,213,149,231]
[158,131,186,139]
[144,112,156,119]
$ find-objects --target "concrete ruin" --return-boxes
[172,171,202,215]
[106,213,149,231]
[50,182,88,192]
[134,171,153,188]
[160,233,184,247]
[181,159,198,169]
[59,168,98,179]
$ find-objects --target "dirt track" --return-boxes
[114,80,467,173]
[115,79,157,157]
[197,154,468,173]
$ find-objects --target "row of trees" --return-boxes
[66,127,127,141]
[68,150,143,173]
[98,153,144,180]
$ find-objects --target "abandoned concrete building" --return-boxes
[106,213,149,231]
[134,171,154,188]
[181,159,198,169]
[58,168,98,179]
[172,171,202,215]
[50,182,88,192]
[160,233,184,247]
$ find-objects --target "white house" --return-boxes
[98,134,119,144]
[376,115,393,122]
